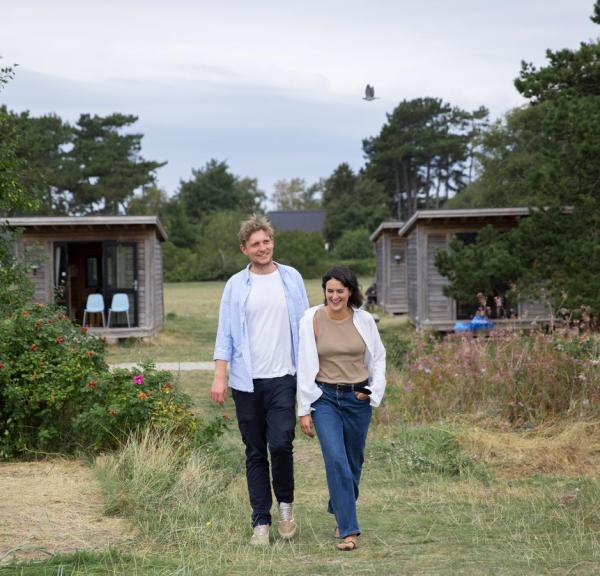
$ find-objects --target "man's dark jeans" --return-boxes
[232,374,296,527]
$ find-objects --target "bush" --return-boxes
[400,330,600,424]
[0,303,106,457]
[331,228,374,260]
[275,230,328,278]
[0,304,223,458]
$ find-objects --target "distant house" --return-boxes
[372,208,552,331]
[7,216,167,340]
[369,221,407,314]
[267,210,326,235]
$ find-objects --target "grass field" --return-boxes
[4,281,600,575]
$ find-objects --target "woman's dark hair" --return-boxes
[321,265,363,308]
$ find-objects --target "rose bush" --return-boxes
[0,303,222,459]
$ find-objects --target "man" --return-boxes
[211,214,309,545]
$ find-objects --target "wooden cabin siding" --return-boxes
[154,239,164,327]
[425,234,452,322]
[406,232,418,321]
[21,239,49,303]
[375,237,386,306]
[389,237,407,313]
[136,238,146,328]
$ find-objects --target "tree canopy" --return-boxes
[66,113,166,215]
[363,98,488,221]
[271,178,322,210]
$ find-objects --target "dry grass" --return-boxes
[460,420,600,478]
[0,460,133,565]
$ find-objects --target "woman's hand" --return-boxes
[355,392,370,401]
[300,415,315,438]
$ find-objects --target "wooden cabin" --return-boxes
[377,208,552,331]
[7,216,167,341]
[369,221,407,314]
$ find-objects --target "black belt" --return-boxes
[316,379,371,396]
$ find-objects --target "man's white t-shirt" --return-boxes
[246,269,294,379]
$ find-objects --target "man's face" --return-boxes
[240,229,274,268]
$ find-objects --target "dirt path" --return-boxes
[0,459,132,564]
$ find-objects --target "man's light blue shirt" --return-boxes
[213,262,309,392]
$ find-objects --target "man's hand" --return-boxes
[211,360,228,404]
[211,375,228,404]
[300,415,315,438]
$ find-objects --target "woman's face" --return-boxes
[324,278,351,312]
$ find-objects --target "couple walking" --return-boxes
[211,215,386,551]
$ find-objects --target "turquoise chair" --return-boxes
[83,294,105,327]
[108,293,131,328]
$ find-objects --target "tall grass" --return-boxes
[95,428,246,556]
[393,330,600,424]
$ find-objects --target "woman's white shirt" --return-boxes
[297,305,386,416]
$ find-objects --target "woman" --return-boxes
[297,265,386,551]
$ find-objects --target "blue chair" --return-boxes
[108,293,131,328]
[83,294,105,327]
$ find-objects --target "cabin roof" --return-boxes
[369,221,404,242]
[4,216,168,241]
[267,210,326,234]
[396,208,531,238]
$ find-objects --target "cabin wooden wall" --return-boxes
[374,231,407,313]
[406,232,418,321]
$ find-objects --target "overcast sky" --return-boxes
[1,0,598,201]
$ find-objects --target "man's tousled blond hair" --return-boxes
[239,214,274,245]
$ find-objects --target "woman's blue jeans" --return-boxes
[312,384,372,538]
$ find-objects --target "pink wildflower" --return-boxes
[133,374,144,386]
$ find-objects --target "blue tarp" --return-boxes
[454,316,495,332]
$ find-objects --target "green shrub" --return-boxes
[0,304,224,458]
[0,303,106,457]
[275,230,328,278]
[331,228,374,260]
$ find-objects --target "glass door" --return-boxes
[103,242,138,327]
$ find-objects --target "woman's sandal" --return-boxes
[336,535,358,551]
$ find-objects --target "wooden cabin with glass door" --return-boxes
[7,216,167,340]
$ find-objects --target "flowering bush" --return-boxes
[0,303,220,458]
[399,330,600,424]
[73,364,200,450]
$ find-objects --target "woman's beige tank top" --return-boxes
[315,307,369,383]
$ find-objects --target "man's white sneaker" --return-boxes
[277,502,297,539]
[250,524,270,546]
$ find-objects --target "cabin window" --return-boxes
[85,256,100,288]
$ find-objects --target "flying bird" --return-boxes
[363,84,377,101]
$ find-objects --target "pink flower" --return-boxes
[133,374,144,386]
